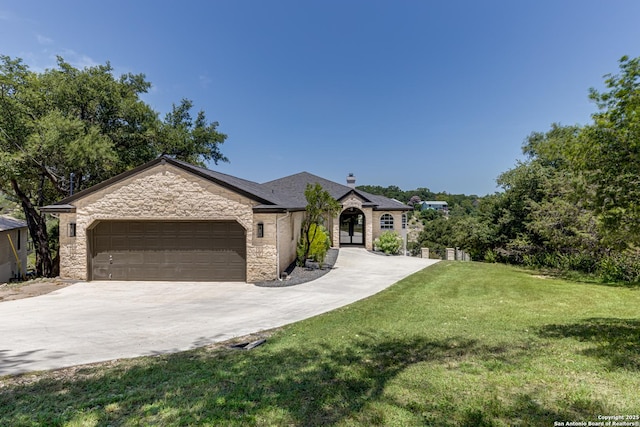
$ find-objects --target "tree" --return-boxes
[0,55,228,277]
[574,55,640,247]
[408,195,421,208]
[157,99,228,166]
[356,184,407,201]
[298,183,341,264]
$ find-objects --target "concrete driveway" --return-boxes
[0,248,438,376]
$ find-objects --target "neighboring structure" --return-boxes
[418,201,449,214]
[42,156,410,283]
[0,216,28,283]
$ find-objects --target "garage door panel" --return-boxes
[129,239,148,251]
[110,222,129,234]
[109,236,129,251]
[90,221,246,281]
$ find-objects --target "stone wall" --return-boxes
[59,162,278,282]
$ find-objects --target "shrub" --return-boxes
[374,231,403,255]
[484,249,498,263]
[597,252,640,283]
[296,223,331,266]
[520,251,600,274]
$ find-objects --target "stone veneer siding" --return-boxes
[277,211,305,273]
[58,163,279,282]
[372,211,404,247]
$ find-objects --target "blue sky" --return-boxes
[2,1,640,195]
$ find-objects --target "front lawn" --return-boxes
[1,262,639,426]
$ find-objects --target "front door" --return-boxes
[340,208,364,245]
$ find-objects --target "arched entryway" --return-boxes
[340,208,365,246]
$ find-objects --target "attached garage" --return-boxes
[43,156,410,283]
[89,220,246,281]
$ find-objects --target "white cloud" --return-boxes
[56,49,99,69]
[36,34,54,45]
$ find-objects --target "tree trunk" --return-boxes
[303,220,319,262]
[11,179,54,277]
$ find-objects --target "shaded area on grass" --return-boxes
[2,262,637,426]
[0,333,609,426]
[538,318,640,371]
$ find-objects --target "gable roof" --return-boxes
[41,156,409,213]
[261,172,369,209]
[42,156,283,213]
[261,172,409,211]
[0,215,27,232]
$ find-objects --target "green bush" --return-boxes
[484,249,498,263]
[521,251,599,274]
[374,231,403,255]
[597,252,640,283]
[297,223,331,266]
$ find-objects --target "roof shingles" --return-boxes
[42,156,409,212]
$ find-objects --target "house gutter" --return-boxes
[276,211,291,280]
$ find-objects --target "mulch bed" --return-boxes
[254,248,339,287]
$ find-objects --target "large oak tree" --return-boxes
[0,55,228,277]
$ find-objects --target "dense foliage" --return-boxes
[410,56,640,283]
[296,223,331,265]
[356,185,480,213]
[0,55,228,276]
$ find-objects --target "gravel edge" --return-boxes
[254,248,339,287]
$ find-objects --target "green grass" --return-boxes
[1,262,639,426]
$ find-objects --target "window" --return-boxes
[68,223,77,237]
[380,213,394,230]
[402,213,407,229]
[17,229,21,250]
[257,222,264,238]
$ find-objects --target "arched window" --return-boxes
[380,213,394,230]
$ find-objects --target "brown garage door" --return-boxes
[90,221,246,281]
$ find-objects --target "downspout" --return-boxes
[276,211,291,280]
[7,233,25,280]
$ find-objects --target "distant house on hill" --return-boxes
[0,215,28,283]
[418,201,449,214]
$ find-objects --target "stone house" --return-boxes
[0,215,29,283]
[42,156,410,282]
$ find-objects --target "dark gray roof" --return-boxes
[168,158,284,206]
[262,172,361,208]
[41,156,409,213]
[262,172,409,211]
[359,191,411,210]
[0,215,27,232]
